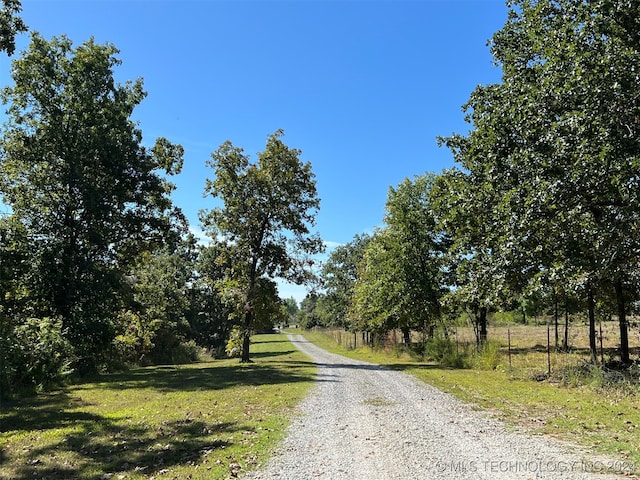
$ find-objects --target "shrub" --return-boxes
[225,327,244,358]
[424,336,469,368]
[474,340,503,370]
[171,340,201,364]
[0,316,74,397]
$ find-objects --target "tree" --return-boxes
[350,175,446,344]
[296,292,330,329]
[282,297,299,325]
[0,0,27,56]
[118,237,198,365]
[320,233,371,329]
[488,0,640,364]
[384,174,447,341]
[350,229,401,341]
[437,0,640,363]
[188,241,233,355]
[201,130,324,362]
[0,34,185,371]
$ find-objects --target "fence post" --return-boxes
[547,324,551,375]
[508,328,512,369]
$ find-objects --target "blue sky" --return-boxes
[2,0,507,302]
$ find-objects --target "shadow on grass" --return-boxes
[84,359,315,393]
[251,335,287,344]
[1,392,96,433]
[6,405,238,479]
[0,388,242,478]
[0,352,317,479]
[249,349,299,359]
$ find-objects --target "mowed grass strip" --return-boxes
[0,333,316,480]
[299,328,640,475]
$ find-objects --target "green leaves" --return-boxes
[0,0,27,56]
[437,0,640,357]
[0,34,185,371]
[350,174,446,335]
[201,130,323,360]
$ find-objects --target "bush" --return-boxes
[171,340,200,364]
[109,310,154,366]
[225,327,245,358]
[0,316,74,397]
[424,336,469,368]
[474,340,503,370]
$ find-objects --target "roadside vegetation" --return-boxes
[298,326,640,473]
[1,3,639,478]
[0,334,315,480]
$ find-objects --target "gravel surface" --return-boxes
[244,334,631,480]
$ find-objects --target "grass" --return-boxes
[297,327,640,476]
[0,333,316,480]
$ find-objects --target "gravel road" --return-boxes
[244,334,632,480]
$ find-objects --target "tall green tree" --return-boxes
[0,34,185,371]
[282,297,299,324]
[489,0,640,364]
[384,174,447,341]
[320,233,371,329]
[438,0,640,363]
[201,130,324,362]
[350,229,401,340]
[296,291,330,329]
[351,175,446,343]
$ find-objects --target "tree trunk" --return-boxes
[553,292,559,349]
[401,327,411,345]
[241,309,252,363]
[614,278,630,365]
[477,306,487,346]
[587,286,597,364]
[241,258,259,363]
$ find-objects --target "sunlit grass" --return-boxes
[0,333,316,480]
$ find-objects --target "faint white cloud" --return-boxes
[189,225,209,245]
[323,240,344,250]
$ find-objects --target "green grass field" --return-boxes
[0,334,316,480]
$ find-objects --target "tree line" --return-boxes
[298,0,640,368]
[0,2,322,396]
[1,0,639,397]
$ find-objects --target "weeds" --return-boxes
[473,340,503,370]
[556,360,640,394]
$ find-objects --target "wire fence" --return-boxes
[315,321,640,376]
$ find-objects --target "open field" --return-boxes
[0,334,316,480]
[298,326,640,474]
[315,321,640,375]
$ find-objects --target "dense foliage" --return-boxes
[0,34,229,396]
[305,0,640,367]
[200,130,323,362]
[2,0,639,398]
